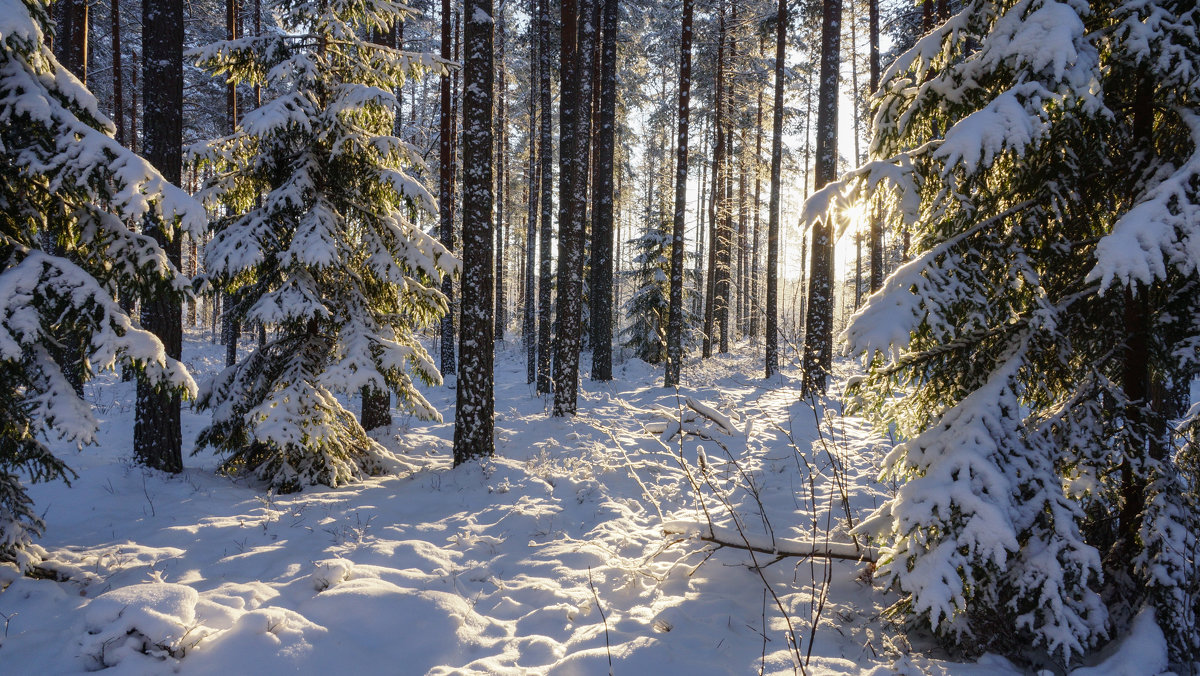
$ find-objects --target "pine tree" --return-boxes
[588,0,618,383]
[822,0,1200,663]
[0,0,203,568]
[764,0,786,379]
[663,0,693,388]
[799,0,839,396]
[192,0,455,492]
[453,0,496,465]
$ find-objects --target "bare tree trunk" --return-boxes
[588,0,618,382]
[800,0,840,396]
[535,0,555,395]
[439,0,457,376]
[764,0,786,379]
[703,3,726,359]
[494,5,507,344]
[56,0,89,84]
[224,0,241,368]
[135,0,184,473]
[453,0,496,464]
[868,0,883,292]
[130,50,139,153]
[664,0,694,387]
[112,0,124,146]
[552,0,597,416]
[749,85,762,341]
[523,1,540,385]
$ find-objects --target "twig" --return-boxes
[588,566,614,676]
[662,524,876,563]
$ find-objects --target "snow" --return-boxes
[2,331,1137,674]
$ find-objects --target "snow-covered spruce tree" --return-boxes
[191,0,455,493]
[804,0,1200,665]
[0,0,203,569]
[622,226,696,364]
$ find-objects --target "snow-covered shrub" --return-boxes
[0,0,202,569]
[809,0,1200,665]
[191,0,456,492]
[79,584,209,669]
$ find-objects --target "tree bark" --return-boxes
[703,4,727,360]
[750,85,763,341]
[523,2,540,385]
[664,0,694,388]
[535,0,555,395]
[868,0,882,293]
[800,0,840,396]
[134,0,184,473]
[439,0,457,376]
[764,0,786,379]
[112,0,124,146]
[453,0,496,465]
[56,0,89,84]
[224,0,241,368]
[552,0,597,416]
[494,6,507,344]
[589,0,618,382]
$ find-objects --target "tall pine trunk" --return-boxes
[764,0,785,379]
[664,0,694,387]
[112,0,124,146]
[552,0,596,416]
[588,0,618,382]
[703,4,726,359]
[224,0,241,368]
[439,0,457,376]
[494,8,507,344]
[524,3,540,385]
[800,0,840,396]
[535,0,555,395]
[867,0,883,292]
[750,86,762,341]
[135,0,184,473]
[453,0,496,464]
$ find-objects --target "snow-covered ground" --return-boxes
[0,330,1170,674]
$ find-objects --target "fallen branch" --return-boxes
[663,521,877,563]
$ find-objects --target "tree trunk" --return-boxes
[524,2,540,385]
[453,0,496,464]
[750,85,763,341]
[703,4,726,359]
[112,0,124,146]
[56,0,89,84]
[764,0,786,379]
[867,0,882,293]
[494,7,507,344]
[130,50,138,152]
[552,0,597,416]
[135,0,184,473]
[664,0,694,387]
[535,0,555,395]
[589,0,618,382]
[800,0,840,397]
[224,0,241,368]
[439,0,457,376]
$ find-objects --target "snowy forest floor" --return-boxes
[0,329,1167,674]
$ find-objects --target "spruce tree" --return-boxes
[0,0,203,568]
[192,0,455,492]
[623,226,695,365]
[821,0,1200,663]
